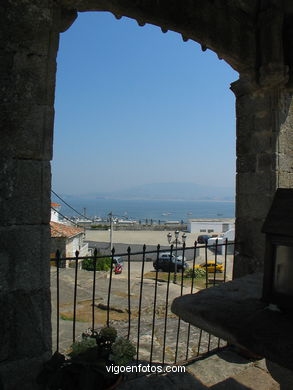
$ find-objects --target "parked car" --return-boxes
[194,261,224,273]
[159,253,187,261]
[197,235,212,244]
[153,253,188,272]
[207,229,235,254]
[113,256,124,274]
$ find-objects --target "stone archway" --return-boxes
[1,1,293,388]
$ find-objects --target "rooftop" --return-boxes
[50,221,84,238]
[51,202,61,208]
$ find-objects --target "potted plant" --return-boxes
[38,327,136,390]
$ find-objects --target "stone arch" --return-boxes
[59,0,257,74]
[2,1,293,388]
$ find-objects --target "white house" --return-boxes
[187,219,235,234]
[50,221,89,267]
[51,202,61,222]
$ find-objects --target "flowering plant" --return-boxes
[38,327,136,390]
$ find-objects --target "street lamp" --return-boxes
[167,230,187,284]
[108,211,114,251]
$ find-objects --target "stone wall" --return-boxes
[50,237,66,258]
[0,2,61,388]
[232,82,293,277]
[1,0,293,388]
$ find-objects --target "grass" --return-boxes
[143,271,208,290]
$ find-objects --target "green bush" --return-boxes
[185,267,206,279]
[91,224,109,230]
[82,257,112,271]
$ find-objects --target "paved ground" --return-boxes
[85,230,200,248]
[118,349,283,390]
[51,229,233,354]
[50,231,285,389]
[85,229,234,280]
[51,266,219,359]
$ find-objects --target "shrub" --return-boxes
[69,337,97,357]
[91,224,109,230]
[110,337,136,366]
[82,257,112,271]
[185,267,206,279]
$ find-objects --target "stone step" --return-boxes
[210,366,279,390]
[186,349,254,387]
[118,371,208,390]
[118,348,289,389]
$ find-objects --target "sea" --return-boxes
[55,198,235,223]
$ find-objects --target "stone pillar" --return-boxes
[0,3,63,389]
[231,79,293,277]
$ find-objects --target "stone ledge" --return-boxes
[171,273,293,371]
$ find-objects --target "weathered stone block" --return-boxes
[187,350,252,387]
[237,132,273,156]
[236,115,255,137]
[0,288,51,362]
[236,172,275,195]
[236,194,273,219]
[278,172,290,187]
[278,131,293,154]
[257,153,274,171]
[211,364,280,390]
[0,225,50,292]
[234,217,266,274]
[236,154,257,173]
[0,159,51,225]
[278,154,293,172]
[254,111,274,133]
[0,104,54,160]
[236,93,270,119]
[0,51,14,74]
[0,352,51,390]
[10,41,59,106]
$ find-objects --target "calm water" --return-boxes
[56,198,235,223]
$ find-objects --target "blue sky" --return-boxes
[52,11,238,195]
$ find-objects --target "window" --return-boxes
[200,229,206,232]
[208,229,214,233]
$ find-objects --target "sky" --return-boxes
[52,11,238,195]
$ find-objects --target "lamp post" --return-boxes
[108,211,113,251]
[167,230,187,284]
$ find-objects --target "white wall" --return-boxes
[66,233,88,268]
[51,208,59,222]
[187,220,234,234]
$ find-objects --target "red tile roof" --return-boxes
[51,202,61,207]
[50,221,84,238]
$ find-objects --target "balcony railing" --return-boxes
[50,239,235,367]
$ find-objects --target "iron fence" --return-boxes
[50,239,235,367]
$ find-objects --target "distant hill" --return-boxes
[85,182,235,201]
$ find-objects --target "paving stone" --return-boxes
[187,350,253,387]
[118,371,208,390]
[264,360,293,390]
[210,366,280,390]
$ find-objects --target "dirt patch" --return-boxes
[59,298,178,324]
[113,291,138,298]
[59,299,137,324]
